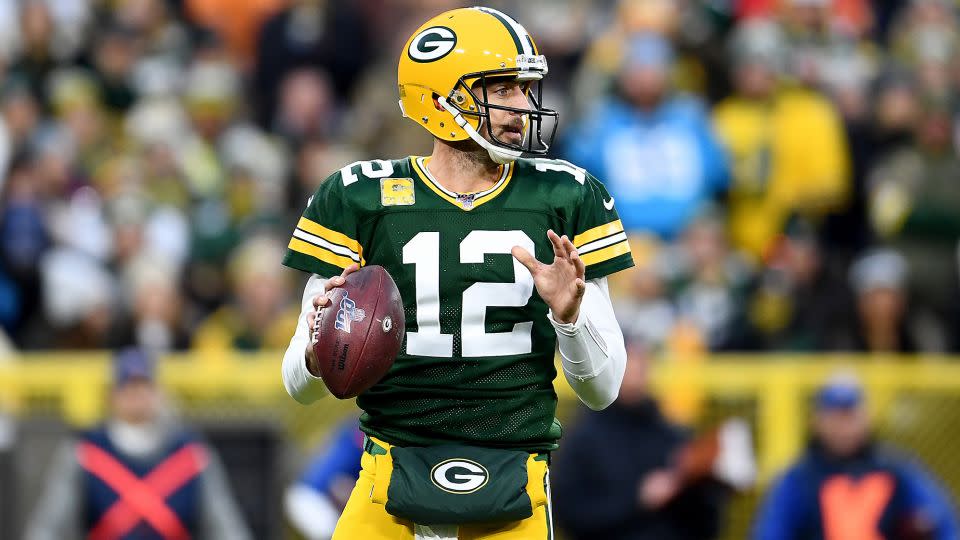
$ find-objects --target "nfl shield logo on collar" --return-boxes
[456,193,476,210]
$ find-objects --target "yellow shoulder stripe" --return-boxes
[288,238,358,269]
[580,240,631,267]
[574,220,624,248]
[297,217,363,258]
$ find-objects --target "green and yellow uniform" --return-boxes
[283,156,633,453]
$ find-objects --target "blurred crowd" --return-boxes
[1,0,960,356]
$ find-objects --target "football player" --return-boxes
[281,7,634,539]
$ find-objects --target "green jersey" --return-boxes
[283,156,634,451]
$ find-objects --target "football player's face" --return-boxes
[476,78,531,146]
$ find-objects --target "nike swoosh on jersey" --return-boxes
[603,197,615,210]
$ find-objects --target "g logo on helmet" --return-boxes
[408,26,457,62]
[430,459,488,494]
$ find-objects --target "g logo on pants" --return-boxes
[430,459,489,494]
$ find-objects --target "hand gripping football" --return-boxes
[312,266,405,398]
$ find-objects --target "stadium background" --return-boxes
[2,0,960,538]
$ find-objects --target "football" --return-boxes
[312,265,405,399]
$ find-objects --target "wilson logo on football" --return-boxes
[430,459,489,494]
[334,293,366,333]
[408,26,457,62]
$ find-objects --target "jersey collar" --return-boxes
[410,156,513,211]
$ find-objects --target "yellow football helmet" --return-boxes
[397,7,558,164]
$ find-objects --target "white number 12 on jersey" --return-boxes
[402,231,535,357]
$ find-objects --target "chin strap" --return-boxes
[437,96,522,164]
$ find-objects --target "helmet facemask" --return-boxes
[437,65,559,163]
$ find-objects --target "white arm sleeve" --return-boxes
[549,277,626,411]
[282,274,331,404]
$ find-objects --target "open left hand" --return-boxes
[512,229,586,324]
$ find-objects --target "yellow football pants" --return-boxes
[331,438,553,540]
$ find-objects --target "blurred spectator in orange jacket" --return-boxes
[737,0,873,35]
[185,0,286,69]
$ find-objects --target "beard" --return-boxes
[446,137,490,163]
[444,137,500,174]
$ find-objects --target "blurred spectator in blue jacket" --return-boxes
[562,32,730,239]
[285,420,363,540]
[753,372,959,540]
[0,153,48,345]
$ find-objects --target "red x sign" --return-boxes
[78,441,208,540]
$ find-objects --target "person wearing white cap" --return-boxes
[842,248,948,353]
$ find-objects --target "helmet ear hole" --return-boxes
[432,93,445,112]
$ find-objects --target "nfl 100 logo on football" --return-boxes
[430,459,489,494]
[335,292,366,333]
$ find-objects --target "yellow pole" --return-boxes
[758,366,803,482]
